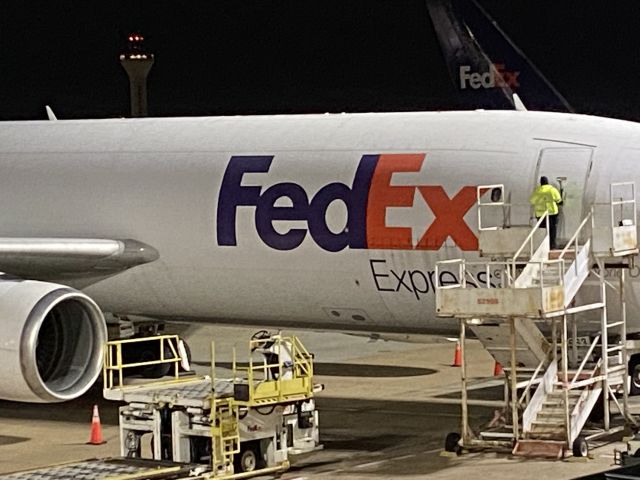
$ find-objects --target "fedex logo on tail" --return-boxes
[217,154,480,252]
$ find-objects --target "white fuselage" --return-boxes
[1,110,640,334]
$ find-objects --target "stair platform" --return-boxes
[513,439,565,458]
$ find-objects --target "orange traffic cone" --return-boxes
[452,341,462,367]
[87,404,106,445]
[493,361,504,376]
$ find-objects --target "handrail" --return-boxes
[435,258,565,291]
[559,211,592,260]
[569,335,600,387]
[477,184,505,231]
[518,358,546,407]
[233,335,314,405]
[103,335,182,390]
[512,211,548,263]
[611,182,636,229]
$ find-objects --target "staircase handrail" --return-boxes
[559,211,592,261]
[518,358,546,408]
[523,358,557,433]
[569,335,601,388]
[511,212,549,279]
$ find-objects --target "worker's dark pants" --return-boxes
[537,214,559,249]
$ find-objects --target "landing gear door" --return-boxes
[534,147,593,246]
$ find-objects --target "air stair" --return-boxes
[436,182,638,458]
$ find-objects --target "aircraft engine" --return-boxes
[0,279,107,402]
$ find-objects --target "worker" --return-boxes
[530,176,563,249]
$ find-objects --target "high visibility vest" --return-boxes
[530,184,562,216]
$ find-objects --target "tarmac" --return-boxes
[0,323,632,479]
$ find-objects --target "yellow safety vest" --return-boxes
[529,184,562,216]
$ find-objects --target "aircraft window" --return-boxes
[491,187,502,203]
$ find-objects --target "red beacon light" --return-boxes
[125,33,151,58]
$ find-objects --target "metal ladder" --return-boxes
[210,397,240,476]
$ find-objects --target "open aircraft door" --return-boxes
[534,145,593,246]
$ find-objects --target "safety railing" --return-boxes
[512,212,549,270]
[477,184,505,231]
[435,256,566,317]
[591,182,638,255]
[103,335,182,390]
[611,182,636,230]
[232,335,314,406]
[435,257,565,291]
[560,212,591,262]
[568,335,601,388]
[518,358,546,409]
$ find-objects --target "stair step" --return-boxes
[527,431,566,440]
[543,400,579,408]
[531,427,565,436]
[513,439,565,458]
[537,412,565,420]
[549,250,576,260]
[532,418,564,425]
[538,406,565,413]
[547,390,583,398]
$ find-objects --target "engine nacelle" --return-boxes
[0,279,106,402]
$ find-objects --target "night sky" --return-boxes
[1,1,639,121]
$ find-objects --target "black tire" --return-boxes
[573,436,589,457]
[444,432,462,453]
[630,357,640,396]
[139,346,173,378]
[235,443,259,473]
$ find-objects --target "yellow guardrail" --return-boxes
[103,334,183,389]
[231,335,314,406]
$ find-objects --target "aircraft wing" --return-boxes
[0,238,159,286]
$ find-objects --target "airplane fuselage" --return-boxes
[1,110,640,334]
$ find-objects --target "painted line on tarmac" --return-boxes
[355,453,418,469]
[355,459,390,469]
[376,408,461,417]
[422,447,446,454]
[393,453,418,461]
[421,397,505,407]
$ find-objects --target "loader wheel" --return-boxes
[573,436,589,457]
[235,442,260,473]
[444,432,462,454]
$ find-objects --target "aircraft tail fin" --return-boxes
[45,105,58,121]
[426,0,573,112]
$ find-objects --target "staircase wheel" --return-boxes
[444,432,462,454]
[572,436,589,457]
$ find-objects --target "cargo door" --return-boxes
[534,146,593,246]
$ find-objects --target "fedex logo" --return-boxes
[459,63,520,90]
[216,154,480,252]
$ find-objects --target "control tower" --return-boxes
[120,34,154,117]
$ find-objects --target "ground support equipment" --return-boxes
[436,183,638,458]
[102,332,322,478]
